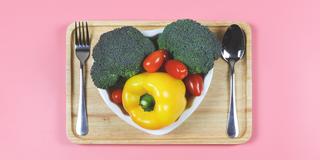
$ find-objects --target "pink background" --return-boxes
[0,0,319,159]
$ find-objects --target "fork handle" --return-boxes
[76,64,88,136]
[227,62,240,138]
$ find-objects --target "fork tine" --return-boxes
[78,22,82,46]
[74,22,78,45]
[81,21,86,45]
[85,22,90,46]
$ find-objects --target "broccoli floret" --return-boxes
[91,26,155,89]
[158,19,221,74]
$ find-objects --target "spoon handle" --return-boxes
[227,62,240,138]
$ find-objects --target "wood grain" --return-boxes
[66,21,252,144]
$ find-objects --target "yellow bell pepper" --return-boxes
[122,72,186,130]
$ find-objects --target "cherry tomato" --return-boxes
[164,59,188,79]
[184,74,204,96]
[161,49,170,61]
[111,89,123,104]
[143,50,166,72]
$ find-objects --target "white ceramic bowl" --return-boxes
[98,29,214,135]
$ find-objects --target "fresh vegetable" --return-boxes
[184,74,204,96]
[111,89,123,104]
[164,60,188,79]
[91,26,155,89]
[122,72,186,129]
[158,19,221,74]
[143,50,166,72]
[161,49,170,61]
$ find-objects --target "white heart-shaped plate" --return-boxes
[98,28,214,135]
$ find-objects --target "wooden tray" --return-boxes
[66,21,252,144]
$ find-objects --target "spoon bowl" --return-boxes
[222,24,246,62]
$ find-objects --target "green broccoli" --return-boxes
[158,19,221,74]
[91,26,155,89]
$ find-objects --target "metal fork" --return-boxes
[74,22,90,136]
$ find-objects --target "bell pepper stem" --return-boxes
[140,94,155,112]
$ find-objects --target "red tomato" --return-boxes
[111,89,123,104]
[184,74,204,96]
[161,49,170,61]
[164,60,188,79]
[143,50,166,72]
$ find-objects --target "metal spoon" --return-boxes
[221,24,246,138]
